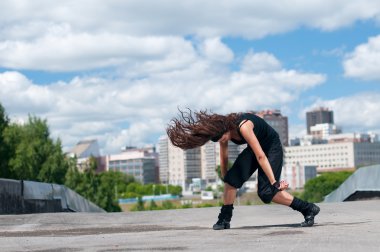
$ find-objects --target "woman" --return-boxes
[167,109,320,230]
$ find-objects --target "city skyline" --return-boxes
[1,1,380,154]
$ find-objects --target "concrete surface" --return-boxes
[0,200,379,252]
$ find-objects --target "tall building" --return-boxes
[158,136,169,184]
[105,147,158,184]
[158,136,201,189]
[201,141,219,183]
[306,107,334,134]
[255,109,289,146]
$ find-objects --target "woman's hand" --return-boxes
[272,180,289,191]
[279,180,289,190]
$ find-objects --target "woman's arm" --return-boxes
[239,121,277,184]
[219,140,229,179]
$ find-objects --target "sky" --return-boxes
[1,0,380,154]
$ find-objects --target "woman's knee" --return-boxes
[224,182,237,190]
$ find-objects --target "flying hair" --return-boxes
[166,108,240,149]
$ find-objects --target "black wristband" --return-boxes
[272,181,281,190]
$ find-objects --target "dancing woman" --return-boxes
[167,109,320,229]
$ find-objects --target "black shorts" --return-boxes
[223,138,283,204]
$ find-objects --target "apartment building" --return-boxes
[285,141,380,172]
[105,147,158,184]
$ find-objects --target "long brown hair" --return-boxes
[166,109,240,149]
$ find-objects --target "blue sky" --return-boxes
[1,1,380,153]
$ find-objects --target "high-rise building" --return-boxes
[201,141,219,183]
[158,136,201,189]
[255,110,289,146]
[158,136,169,184]
[306,107,334,134]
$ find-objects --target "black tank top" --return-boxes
[231,113,279,151]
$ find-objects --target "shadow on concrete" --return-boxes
[234,223,301,229]
[235,221,370,230]
[0,225,209,237]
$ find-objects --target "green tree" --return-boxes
[168,185,182,196]
[302,171,353,203]
[0,103,10,178]
[3,116,68,183]
[64,157,82,190]
[95,170,134,212]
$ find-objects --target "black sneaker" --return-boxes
[301,203,320,227]
[213,205,233,230]
[213,219,230,230]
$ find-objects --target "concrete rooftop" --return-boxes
[1,200,379,252]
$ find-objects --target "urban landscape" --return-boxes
[1,1,380,251]
[67,107,379,194]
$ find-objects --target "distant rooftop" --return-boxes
[69,139,100,158]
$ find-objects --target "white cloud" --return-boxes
[343,34,380,80]
[305,92,380,132]
[0,71,54,114]
[0,46,326,153]
[1,0,379,37]
[1,1,380,72]
[0,30,195,71]
[199,37,234,64]
[241,51,282,73]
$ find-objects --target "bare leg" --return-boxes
[272,190,294,206]
[223,183,237,205]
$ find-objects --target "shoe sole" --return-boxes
[213,223,230,230]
